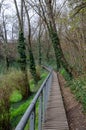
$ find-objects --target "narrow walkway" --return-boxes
[43,71,69,130]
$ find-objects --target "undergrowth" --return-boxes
[0,66,48,130]
[60,68,86,112]
[60,68,71,81]
[10,94,35,128]
[10,69,48,129]
[68,75,86,112]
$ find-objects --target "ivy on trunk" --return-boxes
[29,48,38,84]
[48,23,73,78]
[18,31,31,99]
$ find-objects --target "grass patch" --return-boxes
[10,94,35,128]
[10,90,22,103]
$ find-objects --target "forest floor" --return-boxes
[58,73,86,130]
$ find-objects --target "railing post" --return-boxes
[50,72,53,89]
[46,80,48,106]
[38,92,43,130]
[43,84,46,122]
[30,107,35,130]
[45,73,52,111]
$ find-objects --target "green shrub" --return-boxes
[0,69,29,129]
[0,69,31,98]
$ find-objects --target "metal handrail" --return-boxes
[15,67,53,130]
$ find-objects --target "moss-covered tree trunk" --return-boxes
[48,24,73,77]
[14,0,31,99]
[38,40,42,65]
[18,31,31,99]
[48,25,61,70]
[5,55,9,71]
[27,34,39,84]
[38,32,42,65]
[29,48,38,84]
[38,12,42,66]
[23,0,39,84]
[45,0,73,78]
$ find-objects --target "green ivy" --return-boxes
[18,31,27,72]
[29,48,38,84]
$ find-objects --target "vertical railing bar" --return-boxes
[45,83,47,110]
[48,76,50,98]
[46,80,48,106]
[38,92,43,130]
[43,84,46,122]
[46,77,49,108]
[30,106,35,130]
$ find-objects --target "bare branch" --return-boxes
[72,2,86,17]
[13,0,22,29]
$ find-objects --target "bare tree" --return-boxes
[0,2,10,70]
[23,0,40,83]
[57,0,86,74]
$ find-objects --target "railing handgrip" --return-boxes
[15,67,53,130]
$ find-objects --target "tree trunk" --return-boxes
[18,31,31,99]
[3,15,10,70]
[23,0,39,84]
[38,37,42,65]
[22,71,31,99]
[45,0,73,78]
[38,21,42,65]
[14,0,31,98]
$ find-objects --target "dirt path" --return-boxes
[58,73,86,130]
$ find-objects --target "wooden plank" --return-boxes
[42,71,69,130]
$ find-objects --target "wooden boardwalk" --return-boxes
[42,71,69,130]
